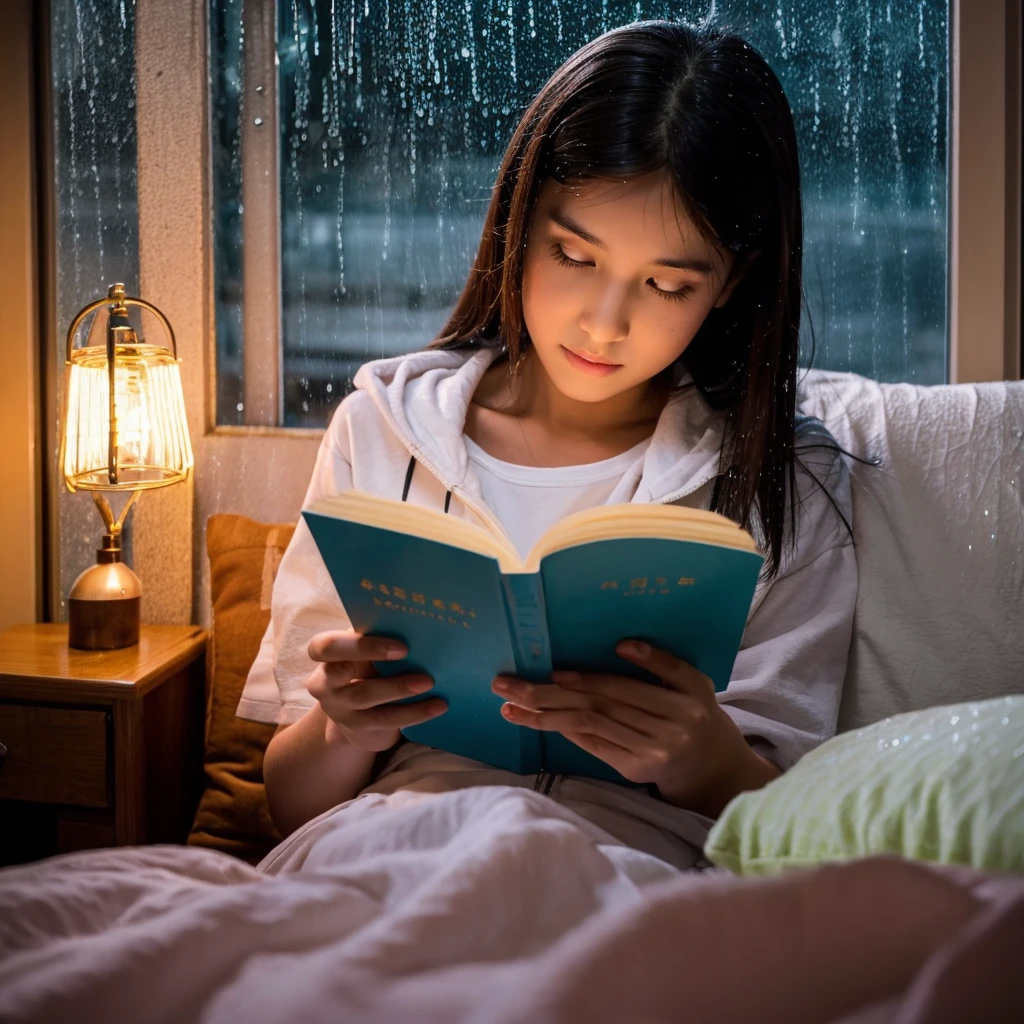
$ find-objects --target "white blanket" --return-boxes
[0,787,680,1023]
[2,787,1021,1024]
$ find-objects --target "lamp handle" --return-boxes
[64,286,178,363]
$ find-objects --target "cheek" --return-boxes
[634,301,710,360]
[522,252,574,326]
[524,253,557,321]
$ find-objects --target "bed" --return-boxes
[0,368,1022,1022]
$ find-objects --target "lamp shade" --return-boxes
[61,340,193,492]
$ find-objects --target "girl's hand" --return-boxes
[306,630,447,752]
[490,640,780,816]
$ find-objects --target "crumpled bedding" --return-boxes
[1,786,1021,1023]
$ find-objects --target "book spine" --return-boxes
[499,573,553,682]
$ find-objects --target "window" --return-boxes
[44,0,1018,622]
[50,0,141,612]
[211,0,950,429]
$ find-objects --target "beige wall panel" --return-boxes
[134,1,200,625]
[0,0,42,629]
[192,434,319,623]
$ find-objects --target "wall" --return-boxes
[0,0,42,630]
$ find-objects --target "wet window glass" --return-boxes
[51,0,140,615]
[213,0,949,428]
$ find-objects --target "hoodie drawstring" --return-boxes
[403,455,452,513]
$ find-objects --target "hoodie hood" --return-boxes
[351,345,725,508]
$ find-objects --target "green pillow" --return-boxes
[705,695,1024,875]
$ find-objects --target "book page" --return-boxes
[524,504,758,572]
[306,492,525,571]
[308,493,758,575]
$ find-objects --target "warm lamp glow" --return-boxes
[60,282,194,650]
[61,343,193,492]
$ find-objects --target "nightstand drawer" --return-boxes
[0,704,109,807]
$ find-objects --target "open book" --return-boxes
[302,492,763,782]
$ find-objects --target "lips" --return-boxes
[560,345,623,377]
[566,347,621,367]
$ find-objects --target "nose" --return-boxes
[579,282,630,346]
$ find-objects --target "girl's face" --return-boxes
[520,169,742,405]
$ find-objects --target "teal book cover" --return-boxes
[302,501,764,783]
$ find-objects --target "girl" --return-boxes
[241,20,856,868]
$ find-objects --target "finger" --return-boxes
[500,703,653,753]
[492,677,581,711]
[322,659,378,683]
[308,630,408,664]
[614,641,716,698]
[559,730,642,779]
[329,674,435,711]
[551,670,709,723]
[307,630,360,663]
[497,674,695,741]
[347,697,447,732]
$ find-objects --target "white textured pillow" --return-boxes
[797,370,1024,731]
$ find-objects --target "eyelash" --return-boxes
[548,243,694,303]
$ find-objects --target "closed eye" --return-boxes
[549,244,694,303]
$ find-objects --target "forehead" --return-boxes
[534,170,714,258]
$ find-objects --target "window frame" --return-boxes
[39,0,1023,624]
[238,0,282,427]
[949,0,1022,384]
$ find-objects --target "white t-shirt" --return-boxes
[463,434,653,560]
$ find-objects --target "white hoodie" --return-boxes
[239,345,855,854]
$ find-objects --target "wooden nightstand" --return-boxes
[0,623,207,865]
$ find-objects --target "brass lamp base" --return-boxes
[68,533,142,650]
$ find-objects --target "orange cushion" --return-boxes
[187,514,295,863]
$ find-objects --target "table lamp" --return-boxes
[59,282,193,650]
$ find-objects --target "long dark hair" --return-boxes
[429,20,834,582]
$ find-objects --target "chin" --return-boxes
[549,368,633,403]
